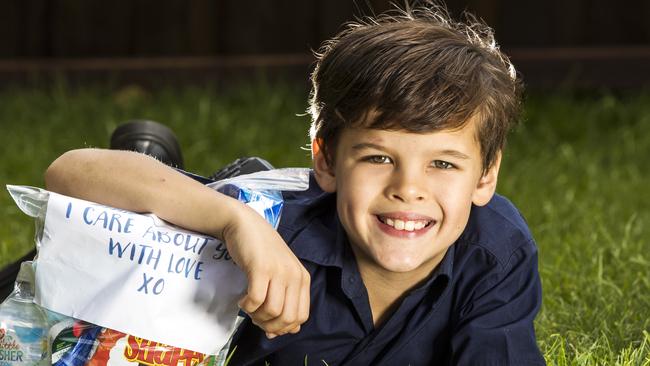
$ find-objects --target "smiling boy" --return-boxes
[319,122,495,324]
[45,4,544,366]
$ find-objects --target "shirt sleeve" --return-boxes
[450,241,546,366]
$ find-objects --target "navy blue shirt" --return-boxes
[228,174,545,366]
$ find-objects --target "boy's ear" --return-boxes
[471,151,501,206]
[312,139,337,193]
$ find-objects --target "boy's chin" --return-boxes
[351,241,446,276]
[370,250,447,276]
[373,255,434,274]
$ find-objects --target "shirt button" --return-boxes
[348,276,356,284]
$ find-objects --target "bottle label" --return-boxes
[0,328,24,364]
[0,327,47,365]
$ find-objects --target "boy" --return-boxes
[45,4,544,365]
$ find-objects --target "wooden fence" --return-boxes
[1,0,649,88]
[2,0,649,57]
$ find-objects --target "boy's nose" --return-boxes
[386,168,428,203]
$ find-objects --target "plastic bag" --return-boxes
[7,168,310,365]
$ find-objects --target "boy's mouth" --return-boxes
[377,215,434,232]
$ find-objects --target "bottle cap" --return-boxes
[16,261,35,285]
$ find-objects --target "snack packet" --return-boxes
[48,318,218,366]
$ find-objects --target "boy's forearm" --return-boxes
[44,148,243,240]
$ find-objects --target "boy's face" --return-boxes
[314,117,500,281]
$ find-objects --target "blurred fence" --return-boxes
[1,0,649,88]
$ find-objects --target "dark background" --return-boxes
[1,0,649,89]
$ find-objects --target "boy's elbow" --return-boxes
[45,148,96,194]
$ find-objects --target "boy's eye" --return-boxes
[432,160,455,169]
[364,155,393,164]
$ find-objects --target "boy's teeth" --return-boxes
[404,221,415,231]
[380,216,429,231]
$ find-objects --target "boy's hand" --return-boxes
[222,203,310,338]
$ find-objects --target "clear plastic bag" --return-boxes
[6,168,310,365]
[207,168,310,230]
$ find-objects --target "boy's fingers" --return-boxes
[280,271,310,335]
[297,270,311,325]
[263,282,300,334]
[252,279,286,323]
[261,270,310,336]
[282,280,301,324]
[238,274,269,314]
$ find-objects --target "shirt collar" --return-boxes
[287,207,347,268]
[412,244,454,294]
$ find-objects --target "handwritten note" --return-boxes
[35,192,247,355]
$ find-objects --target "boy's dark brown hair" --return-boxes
[308,2,522,174]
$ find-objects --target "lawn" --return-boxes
[0,82,648,365]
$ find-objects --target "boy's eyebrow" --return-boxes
[352,143,471,160]
[438,149,471,160]
[351,142,386,151]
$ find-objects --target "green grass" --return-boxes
[501,92,650,365]
[0,82,648,364]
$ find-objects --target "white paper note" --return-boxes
[35,192,247,355]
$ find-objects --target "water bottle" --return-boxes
[0,261,49,365]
